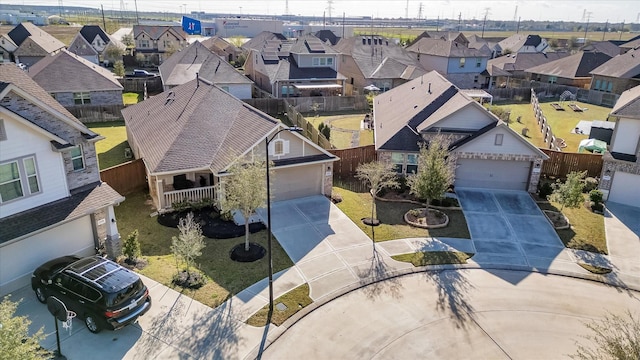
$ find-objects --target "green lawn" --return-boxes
[246,283,313,327]
[333,187,471,242]
[87,121,130,170]
[114,191,294,308]
[123,92,143,105]
[490,101,613,152]
[392,251,473,267]
[305,113,374,149]
[537,194,607,254]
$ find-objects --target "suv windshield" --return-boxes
[107,279,144,307]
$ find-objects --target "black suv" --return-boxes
[31,255,151,333]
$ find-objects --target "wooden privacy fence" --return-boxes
[490,81,619,107]
[531,90,564,151]
[329,145,377,179]
[66,104,124,123]
[283,100,332,149]
[539,148,603,179]
[100,159,147,195]
[117,77,163,93]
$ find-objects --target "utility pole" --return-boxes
[134,0,139,24]
[417,2,423,20]
[602,19,608,41]
[583,11,592,44]
[457,12,461,32]
[101,4,106,30]
[481,8,490,38]
[516,16,521,34]
[619,20,625,40]
[405,0,409,19]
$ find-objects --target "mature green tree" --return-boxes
[356,160,400,223]
[551,171,586,211]
[217,158,270,251]
[0,296,50,360]
[121,34,134,48]
[571,310,640,360]
[407,134,456,207]
[170,213,205,276]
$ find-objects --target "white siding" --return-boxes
[0,116,69,217]
[435,105,496,130]
[608,172,640,207]
[0,216,95,295]
[253,130,324,160]
[453,127,539,156]
[610,118,640,155]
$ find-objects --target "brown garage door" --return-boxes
[271,164,323,201]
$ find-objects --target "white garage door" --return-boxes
[455,159,531,190]
[608,172,640,207]
[272,165,323,201]
[0,216,95,296]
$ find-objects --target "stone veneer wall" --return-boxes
[323,163,333,196]
[598,155,640,192]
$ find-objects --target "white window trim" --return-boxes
[70,145,85,171]
[495,134,504,146]
[269,139,289,156]
[73,92,91,105]
[0,155,41,203]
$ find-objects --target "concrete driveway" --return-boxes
[456,189,570,269]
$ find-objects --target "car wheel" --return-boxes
[35,287,47,304]
[84,314,102,333]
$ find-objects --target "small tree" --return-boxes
[170,213,205,276]
[113,60,125,77]
[571,310,640,360]
[551,171,586,211]
[121,34,134,48]
[356,160,400,223]
[407,135,456,207]
[135,52,146,66]
[321,125,331,140]
[104,44,124,63]
[122,229,141,261]
[0,296,50,360]
[217,158,269,251]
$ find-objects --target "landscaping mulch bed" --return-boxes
[230,242,266,262]
[157,207,266,239]
[543,210,570,228]
[405,208,447,228]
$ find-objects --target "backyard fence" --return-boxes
[283,100,333,149]
[100,159,147,195]
[117,77,163,93]
[329,145,377,179]
[531,90,564,151]
[66,104,124,123]
[539,148,603,179]
[490,81,618,107]
[287,96,369,113]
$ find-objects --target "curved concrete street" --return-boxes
[263,269,640,359]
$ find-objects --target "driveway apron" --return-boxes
[456,188,571,269]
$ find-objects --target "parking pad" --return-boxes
[465,213,513,241]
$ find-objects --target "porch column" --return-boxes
[156,179,164,209]
[104,205,122,258]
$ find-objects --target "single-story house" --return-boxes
[525,51,612,88]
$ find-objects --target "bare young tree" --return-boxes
[356,160,400,223]
[571,310,640,360]
[170,212,205,276]
[218,158,269,251]
[407,134,456,207]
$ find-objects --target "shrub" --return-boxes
[220,210,234,222]
[172,199,192,212]
[318,122,325,132]
[321,125,331,140]
[584,177,599,193]
[589,189,604,204]
[538,181,553,199]
[122,230,141,260]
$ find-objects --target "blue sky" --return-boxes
[18,0,640,22]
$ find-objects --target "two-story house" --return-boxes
[159,41,253,99]
[332,35,427,95]
[486,52,569,88]
[496,34,548,56]
[0,64,124,296]
[200,36,244,64]
[133,25,187,65]
[7,22,65,67]
[525,51,612,88]
[0,34,18,63]
[244,34,346,97]
[406,38,490,89]
[599,85,640,207]
[67,25,125,65]
[589,49,640,95]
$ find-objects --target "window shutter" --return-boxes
[0,119,6,141]
[283,140,290,154]
[268,142,275,156]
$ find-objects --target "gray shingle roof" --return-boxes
[406,38,487,58]
[68,34,100,56]
[498,34,542,53]
[79,25,109,44]
[590,49,640,78]
[122,79,280,174]
[611,84,640,118]
[580,41,622,57]
[487,52,569,73]
[242,31,287,51]
[8,22,65,54]
[133,25,186,41]
[0,182,124,244]
[159,41,252,87]
[526,52,612,79]
[27,50,123,92]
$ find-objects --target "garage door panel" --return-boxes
[456,159,531,190]
[608,172,640,207]
[272,165,322,201]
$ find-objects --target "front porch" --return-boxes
[149,172,218,211]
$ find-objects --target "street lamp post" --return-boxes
[265,126,302,312]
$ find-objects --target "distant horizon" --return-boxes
[10,0,640,23]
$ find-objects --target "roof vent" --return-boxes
[165,91,175,105]
[428,83,432,94]
[362,38,366,45]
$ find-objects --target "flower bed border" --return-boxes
[542,210,571,230]
[403,208,449,229]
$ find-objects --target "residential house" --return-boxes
[408,31,470,47]
[374,71,548,192]
[496,34,548,56]
[314,29,342,46]
[525,51,612,88]
[333,35,426,95]
[0,34,18,63]
[7,22,65,67]
[619,36,640,54]
[68,25,125,65]
[242,31,288,52]
[122,77,337,211]
[28,50,124,108]
[0,64,124,295]
[486,52,570,88]
[589,49,640,95]
[406,37,490,89]
[133,25,188,65]
[580,41,623,57]
[599,85,640,207]
[466,34,505,58]
[159,41,253,99]
[200,36,243,64]
[244,34,346,97]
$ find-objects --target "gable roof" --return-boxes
[68,33,100,56]
[242,31,287,51]
[7,22,65,54]
[122,79,280,174]
[590,49,640,78]
[200,36,238,53]
[79,25,110,44]
[27,50,123,92]
[580,41,622,57]
[133,25,186,41]
[315,30,341,46]
[487,52,569,73]
[289,35,338,55]
[498,34,543,53]
[406,38,487,58]
[620,37,640,50]
[611,84,640,119]
[526,51,611,79]
[407,31,469,47]
[110,27,133,42]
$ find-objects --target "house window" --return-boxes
[607,82,613,93]
[312,57,331,66]
[391,153,404,173]
[70,145,85,170]
[474,75,479,83]
[548,76,557,84]
[327,57,333,66]
[406,154,418,174]
[459,57,466,68]
[476,58,482,67]
[73,92,91,105]
[269,139,289,156]
[495,134,504,146]
[140,40,149,48]
[594,79,601,90]
[0,156,40,203]
[163,40,171,47]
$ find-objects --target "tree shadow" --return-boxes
[571,250,636,299]
[356,244,404,300]
[421,269,476,329]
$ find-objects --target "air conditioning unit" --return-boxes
[124,148,132,159]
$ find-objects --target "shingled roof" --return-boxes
[611,84,640,119]
[590,49,640,78]
[487,52,569,73]
[406,38,487,57]
[133,25,186,41]
[122,79,280,174]
[28,50,123,92]
[79,25,110,44]
[526,51,612,79]
[7,22,65,54]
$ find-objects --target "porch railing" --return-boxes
[163,185,215,209]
